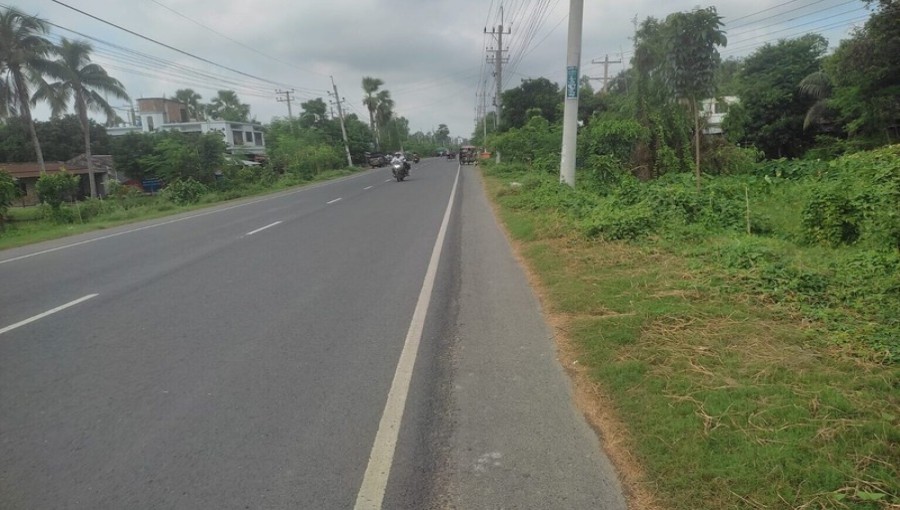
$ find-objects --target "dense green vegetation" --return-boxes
[477,2,898,508]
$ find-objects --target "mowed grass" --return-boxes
[484,173,899,509]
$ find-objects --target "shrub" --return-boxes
[578,117,650,167]
[36,171,79,210]
[160,178,209,205]
[0,169,16,224]
[107,181,145,209]
[800,145,900,250]
[581,200,656,240]
[703,139,762,175]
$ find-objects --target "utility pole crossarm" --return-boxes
[588,54,623,93]
[275,89,295,122]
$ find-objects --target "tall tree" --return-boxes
[732,34,827,158]
[0,7,52,173]
[664,6,726,190]
[824,0,900,142]
[34,38,129,198]
[174,88,203,120]
[361,76,383,149]
[374,89,393,148]
[206,90,249,122]
[500,78,561,130]
[435,123,450,145]
[300,97,327,127]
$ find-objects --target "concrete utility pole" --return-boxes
[329,77,354,168]
[481,79,488,144]
[590,54,622,93]
[559,0,584,187]
[485,6,510,129]
[275,89,295,123]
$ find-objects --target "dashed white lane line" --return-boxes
[353,164,461,509]
[327,198,343,205]
[364,186,374,190]
[384,179,392,182]
[245,221,282,236]
[0,294,99,336]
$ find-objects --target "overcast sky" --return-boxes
[19,0,871,139]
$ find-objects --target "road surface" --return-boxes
[0,158,625,509]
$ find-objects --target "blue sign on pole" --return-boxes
[566,65,579,98]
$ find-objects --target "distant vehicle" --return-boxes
[366,152,387,168]
[459,146,477,165]
[446,152,456,160]
[411,152,420,163]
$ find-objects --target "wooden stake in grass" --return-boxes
[745,185,751,235]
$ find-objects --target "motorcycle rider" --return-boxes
[390,152,410,175]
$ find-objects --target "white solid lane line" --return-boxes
[364,186,374,190]
[0,294,99,336]
[353,165,461,510]
[245,221,282,236]
[326,198,342,205]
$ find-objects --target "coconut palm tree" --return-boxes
[34,38,129,198]
[174,88,204,120]
[361,76,383,149]
[206,90,249,122]
[374,89,394,149]
[0,7,53,173]
[798,71,832,130]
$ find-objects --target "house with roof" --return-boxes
[1,155,114,206]
[107,98,266,156]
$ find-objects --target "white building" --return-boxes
[107,98,266,156]
[700,96,739,135]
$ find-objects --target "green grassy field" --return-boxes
[481,166,898,509]
[0,167,360,251]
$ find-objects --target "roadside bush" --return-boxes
[578,117,649,168]
[489,115,561,166]
[77,198,106,221]
[757,158,827,180]
[703,138,762,175]
[581,200,656,240]
[800,144,900,250]
[161,178,209,205]
[0,169,16,225]
[107,181,145,209]
[36,171,79,211]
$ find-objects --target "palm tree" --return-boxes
[34,38,129,198]
[174,88,204,120]
[207,90,249,122]
[361,76,383,149]
[798,71,832,130]
[375,89,394,149]
[0,7,52,173]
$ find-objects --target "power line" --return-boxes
[145,0,328,82]
[50,0,299,91]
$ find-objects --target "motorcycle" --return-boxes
[392,160,409,181]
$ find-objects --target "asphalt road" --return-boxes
[0,158,625,509]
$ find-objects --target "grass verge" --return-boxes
[481,169,899,510]
[0,167,364,251]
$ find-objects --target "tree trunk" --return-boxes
[693,98,701,192]
[367,108,380,151]
[14,70,46,174]
[78,93,97,198]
